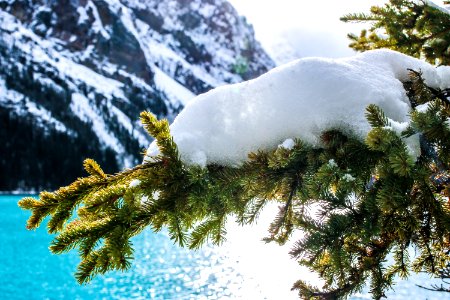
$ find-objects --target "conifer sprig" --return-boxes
[18,73,450,298]
[341,0,450,65]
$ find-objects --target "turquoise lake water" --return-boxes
[0,195,448,299]
[0,195,267,299]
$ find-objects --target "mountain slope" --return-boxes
[0,0,274,191]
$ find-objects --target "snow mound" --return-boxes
[146,49,449,167]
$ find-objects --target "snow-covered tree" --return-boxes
[19,1,450,299]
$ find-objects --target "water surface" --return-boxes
[0,195,265,299]
[0,195,447,299]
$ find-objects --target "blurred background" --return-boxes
[0,0,424,192]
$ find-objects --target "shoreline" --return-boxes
[0,191,37,196]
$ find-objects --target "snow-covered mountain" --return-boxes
[0,0,274,191]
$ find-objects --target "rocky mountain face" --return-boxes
[0,0,274,191]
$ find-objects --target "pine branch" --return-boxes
[342,0,450,65]
[365,104,389,128]
[264,174,300,245]
[18,73,450,300]
[340,13,381,23]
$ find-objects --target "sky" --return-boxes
[227,0,447,64]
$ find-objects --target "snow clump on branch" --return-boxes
[146,49,450,167]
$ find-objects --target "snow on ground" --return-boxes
[0,10,126,101]
[70,93,134,167]
[146,49,450,167]
[133,19,226,89]
[153,67,196,106]
[0,78,70,134]
[110,105,150,148]
[426,0,450,15]
[87,1,111,39]
[0,9,153,167]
